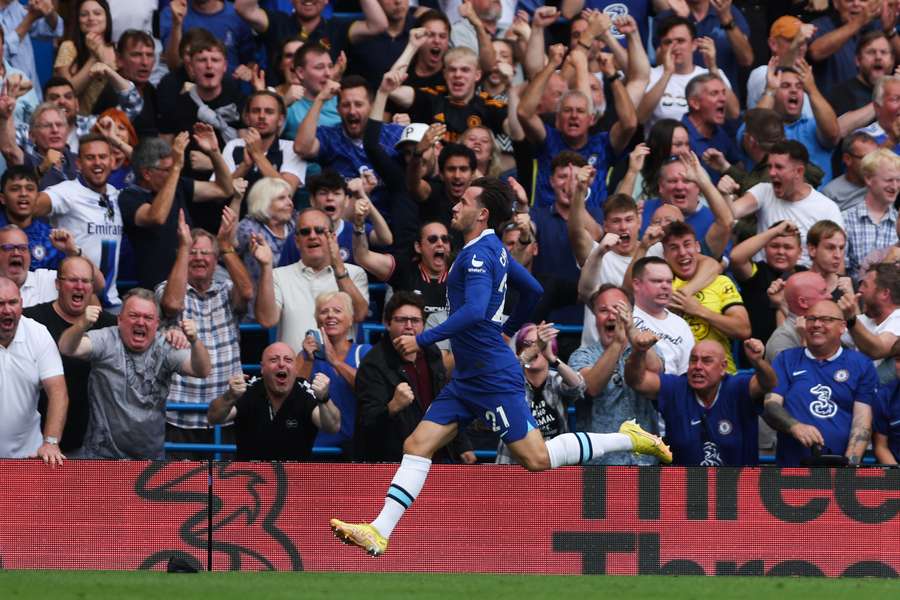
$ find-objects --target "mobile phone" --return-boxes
[305,329,326,360]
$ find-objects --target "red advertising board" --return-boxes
[0,460,898,576]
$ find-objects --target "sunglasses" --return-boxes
[425,234,450,244]
[98,194,114,221]
[297,226,328,237]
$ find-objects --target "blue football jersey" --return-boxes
[657,372,759,466]
[874,379,900,462]
[416,230,541,390]
[772,347,878,466]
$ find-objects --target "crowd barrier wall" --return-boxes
[1,460,898,576]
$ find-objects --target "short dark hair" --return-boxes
[857,30,889,57]
[841,130,876,155]
[42,76,74,96]
[603,193,638,218]
[293,42,329,70]
[179,28,218,58]
[117,29,154,55]
[768,139,809,164]
[415,9,451,31]
[551,150,587,171]
[307,169,348,195]
[661,220,697,245]
[768,220,801,243]
[656,15,696,42]
[589,283,631,311]
[870,262,900,305]
[186,33,226,59]
[470,177,514,231]
[0,165,39,191]
[245,89,287,117]
[340,75,373,102]
[439,143,477,172]
[744,108,784,150]
[632,256,670,281]
[383,290,425,323]
[77,133,111,156]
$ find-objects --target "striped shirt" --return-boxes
[842,202,899,281]
[155,278,242,429]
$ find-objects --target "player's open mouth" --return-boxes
[617,233,631,244]
[604,322,616,333]
[323,204,336,214]
[8,256,23,269]
[0,316,14,329]
[132,328,147,341]
[715,105,725,117]
[429,47,442,58]
[70,292,85,305]
[275,369,289,383]
[91,167,104,176]
[15,200,31,210]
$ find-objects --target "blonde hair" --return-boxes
[462,126,503,178]
[246,177,293,223]
[444,46,478,69]
[861,148,900,178]
[314,290,354,323]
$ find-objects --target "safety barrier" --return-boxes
[1,460,897,575]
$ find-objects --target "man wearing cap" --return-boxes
[746,17,815,118]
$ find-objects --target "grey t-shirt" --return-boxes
[80,327,189,459]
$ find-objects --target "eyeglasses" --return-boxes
[98,194,114,221]
[425,234,450,244]
[297,226,328,237]
[391,316,423,325]
[804,315,844,325]
[58,276,92,285]
[0,243,28,253]
[189,249,215,256]
[34,122,66,130]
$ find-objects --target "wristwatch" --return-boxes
[43,436,59,445]
[846,316,857,329]
[550,358,561,369]
[604,72,622,84]
[721,20,736,31]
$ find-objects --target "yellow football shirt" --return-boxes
[673,275,745,373]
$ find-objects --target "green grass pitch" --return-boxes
[1,571,899,599]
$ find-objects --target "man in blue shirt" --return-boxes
[755,61,840,185]
[627,334,776,466]
[763,299,878,466]
[294,76,403,217]
[873,354,900,463]
[681,73,740,183]
[161,0,257,74]
[0,166,63,271]
[330,178,671,557]
[282,43,341,141]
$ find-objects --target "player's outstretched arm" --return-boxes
[416,264,494,347]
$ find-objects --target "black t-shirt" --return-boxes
[408,88,507,141]
[738,261,808,348]
[234,379,320,461]
[827,77,873,118]
[23,302,117,453]
[404,68,446,91]
[418,178,454,227]
[118,178,195,290]
[346,12,417,89]
[388,259,448,317]
[262,11,347,85]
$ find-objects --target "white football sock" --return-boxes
[545,432,633,468]
[371,454,432,538]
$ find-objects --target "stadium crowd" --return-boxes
[2,0,900,469]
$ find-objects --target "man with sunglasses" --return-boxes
[30,134,123,310]
[119,128,235,291]
[354,291,472,463]
[764,299,877,467]
[255,207,369,353]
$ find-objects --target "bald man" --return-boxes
[765,271,830,362]
[626,334,776,466]
[208,342,339,461]
[0,277,68,466]
[764,299,877,466]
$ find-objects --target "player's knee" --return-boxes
[521,453,551,472]
[403,436,431,459]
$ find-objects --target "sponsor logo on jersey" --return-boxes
[792,370,807,376]
[809,384,838,419]
[285,419,298,429]
[471,254,484,268]
[690,418,702,426]
[604,4,629,38]
[700,441,723,467]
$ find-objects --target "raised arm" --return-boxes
[839,292,898,359]
[347,0,389,44]
[327,232,369,323]
[347,178,392,247]
[681,152,733,258]
[58,305,100,359]
[618,16,651,107]
[637,47,674,124]
[0,93,23,166]
[217,207,254,313]
[133,132,189,227]
[406,123,444,202]
[164,0,187,70]
[294,80,340,158]
[234,0,270,33]
[712,0,753,67]
[251,235,280,328]
[623,329,662,399]
[160,210,192,318]
[567,165,601,266]
[458,0,497,73]
[797,58,840,147]
[730,221,797,281]
[743,338,777,399]
[177,319,212,378]
[523,7,559,79]
[192,123,234,200]
[310,373,341,434]
[518,44,566,144]
[208,373,245,424]
[808,11,871,63]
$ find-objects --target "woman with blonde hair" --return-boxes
[460,125,503,178]
[235,177,296,291]
[297,291,372,458]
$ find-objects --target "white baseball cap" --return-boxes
[395,123,430,149]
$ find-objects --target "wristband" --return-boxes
[43,436,59,445]
[846,315,857,329]
[550,358,561,369]
[220,247,236,255]
[604,72,622,84]
[721,20,736,31]
[335,270,350,280]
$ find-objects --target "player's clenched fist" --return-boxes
[180,319,198,344]
[311,372,330,401]
[81,305,101,328]
[742,338,765,363]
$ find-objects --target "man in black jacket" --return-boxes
[354,290,473,463]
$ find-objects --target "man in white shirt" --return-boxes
[254,208,369,352]
[631,256,694,375]
[637,15,739,136]
[0,276,66,465]
[839,262,900,383]
[35,134,123,309]
[729,140,844,266]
